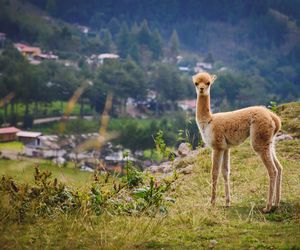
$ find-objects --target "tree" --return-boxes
[204,52,215,64]
[150,63,188,105]
[137,20,152,46]
[89,12,104,30]
[169,29,180,62]
[101,29,113,52]
[46,0,57,16]
[116,22,131,58]
[107,17,121,39]
[150,29,163,60]
[96,60,146,116]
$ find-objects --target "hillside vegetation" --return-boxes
[0,102,299,249]
[278,102,300,138]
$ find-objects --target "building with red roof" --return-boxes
[0,127,21,142]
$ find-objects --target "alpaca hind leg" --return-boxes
[211,149,224,206]
[271,143,283,207]
[259,148,278,213]
[221,149,231,207]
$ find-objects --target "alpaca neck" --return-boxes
[196,94,212,123]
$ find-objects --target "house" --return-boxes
[194,62,213,73]
[14,43,41,57]
[177,99,196,112]
[0,127,21,142]
[14,43,58,65]
[98,53,119,64]
[178,66,191,72]
[17,131,42,145]
[34,52,59,61]
[24,135,66,158]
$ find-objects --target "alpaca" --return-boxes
[193,72,283,213]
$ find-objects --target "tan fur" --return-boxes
[193,72,283,212]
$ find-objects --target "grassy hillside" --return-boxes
[0,102,299,249]
[0,139,299,249]
[277,102,300,138]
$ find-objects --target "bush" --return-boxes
[0,165,176,222]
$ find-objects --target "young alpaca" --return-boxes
[193,72,283,213]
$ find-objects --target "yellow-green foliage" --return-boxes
[277,102,300,137]
[0,102,299,249]
[0,142,24,152]
[0,139,299,249]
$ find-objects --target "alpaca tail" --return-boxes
[270,111,281,135]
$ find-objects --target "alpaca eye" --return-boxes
[206,82,210,86]
[195,82,199,86]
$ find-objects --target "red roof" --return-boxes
[14,43,41,54]
[0,127,21,135]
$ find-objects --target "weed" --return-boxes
[154,130,175,161]
[268,101,278,113]
[123,151,144,188]
[0,164,176,222]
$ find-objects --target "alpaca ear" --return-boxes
[211,74,217,83]
[192,75,197,83]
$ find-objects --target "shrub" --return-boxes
[0,165,176,222]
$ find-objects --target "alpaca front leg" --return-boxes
[222,149,231,207]
[211,149,224,206]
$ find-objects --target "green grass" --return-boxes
[0,141,24,152]
[277,102,300,138]
[0,101,93,120]
[33,117,157,135]
[0,139,299,249]
[0,102,299,249]
[33,117,100,135]
[0,158,93,187]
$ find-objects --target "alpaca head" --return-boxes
[192,72,217,96]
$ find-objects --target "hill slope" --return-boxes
[0,102,299,249]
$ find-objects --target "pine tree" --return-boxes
[138,20,152,46]
[116,22,131,58]
[101,29,113,52]
[107,18,121,39]
[204,52,215,64]
[151,29,163,60]
[169,29,180,62]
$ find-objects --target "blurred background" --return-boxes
[0,0,299,167]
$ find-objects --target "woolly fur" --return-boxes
[193,72,283,212]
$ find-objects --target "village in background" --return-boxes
[0,0,299,174]
[0,28,218,173]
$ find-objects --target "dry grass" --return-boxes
[0,138,299,249]
[277,102,300,137]
[0,102,299,249]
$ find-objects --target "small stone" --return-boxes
[177,143,191,157]
[275,133,293,142]
[178,165,193,175]
[209,239,218,248]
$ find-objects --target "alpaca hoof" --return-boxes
[225,203,230,208]
[262,206,272,213]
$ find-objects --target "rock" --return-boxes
[147,161,173,174]
[275,133,293,142]
[177,143,192,157]
[162,163,173,173]
[178,165,193,175]
[147,165,164,173]
[209,239,218,248]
